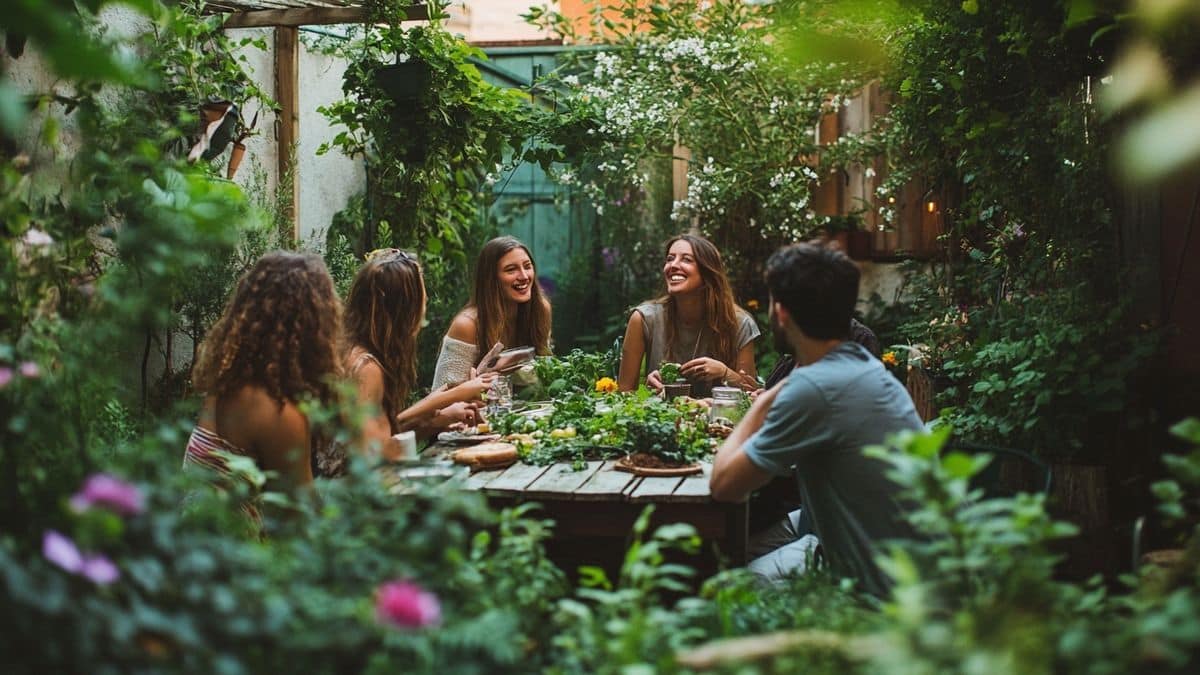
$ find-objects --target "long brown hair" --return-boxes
[342,249,424,430]
[469,236,552,357]
[659,234,740,365]
[193,251,342,407]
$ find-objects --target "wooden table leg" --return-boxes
[725,501,749,566]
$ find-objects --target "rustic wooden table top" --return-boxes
[423,445,720,504]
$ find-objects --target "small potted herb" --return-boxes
[658,362,690,400]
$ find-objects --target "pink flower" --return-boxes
[376,580,441,629]
[18,361,39,379]
[42,530,120,585]
[70,473,145,517]
[0,367,12,389]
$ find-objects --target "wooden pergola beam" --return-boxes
[222,3,428,28]
[275,26,299,241]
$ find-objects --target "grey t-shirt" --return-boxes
[634,300,760,397]
[743,341,923,596]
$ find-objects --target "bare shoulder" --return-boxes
[229,385,304,429]
[213,386,304,449]
[446,309,478,343]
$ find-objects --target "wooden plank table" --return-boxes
[423,447,749,566]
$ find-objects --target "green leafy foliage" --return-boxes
[659,362,683,385]
[518,344,620,399]
[318,1,532,385]
[528,0,879,297]
[0,449,568,674]
[491,390,716,467]
[544,506,707,673]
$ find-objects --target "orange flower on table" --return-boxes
[746,299,760,311]
[595,377,618,393]
[882,351,898,367]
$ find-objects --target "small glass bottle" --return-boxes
[708,386,746,426]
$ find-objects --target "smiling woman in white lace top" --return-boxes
[431,236,552,390]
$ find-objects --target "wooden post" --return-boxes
[275,26,299,243]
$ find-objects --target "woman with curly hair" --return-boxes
[185,251,341,492]
[618,234,760,397]
[431,236,552,390]
[324,249,494,474]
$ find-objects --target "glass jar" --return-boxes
[486,375,513,417]
[708,386,746,426]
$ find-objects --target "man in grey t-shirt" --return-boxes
[711,243,922,597]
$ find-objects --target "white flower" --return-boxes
[864,167,876,178]
[396,53,411,64]
[23,228,54,248]
[562,75,579,87]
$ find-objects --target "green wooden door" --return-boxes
[477,47,593,292]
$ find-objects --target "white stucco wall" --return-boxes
[5,13,364,251]
[217,27,365,246]
[296,40,364,245]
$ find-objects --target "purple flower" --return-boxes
[376,580,441,629]
[18,361,39,378]
[0,367,12,389]
[42,531,120,585]
[43,530,83,573]
[80,556,120,584]
[70,473,145,517]
[601,246,618,270]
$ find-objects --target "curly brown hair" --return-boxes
[659,234,741,365]
[193,251,342,408]
[342,249,424,430]
[470,236,552,357]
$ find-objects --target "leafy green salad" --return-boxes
[490,390,717,469]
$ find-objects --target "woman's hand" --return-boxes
[435,401,482,429]
[452,368,496,401]
[645,369,664,392]
[681,357,730,383]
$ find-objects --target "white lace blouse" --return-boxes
[431,335,478,391]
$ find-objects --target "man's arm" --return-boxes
[710,383,781,502]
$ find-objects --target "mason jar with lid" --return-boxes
[709,386,747,426]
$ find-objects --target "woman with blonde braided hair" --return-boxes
[322,248,493,474]
[185,251,342,493]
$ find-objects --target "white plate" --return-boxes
[436,430,502,445]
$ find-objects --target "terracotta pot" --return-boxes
[226,142,246,179]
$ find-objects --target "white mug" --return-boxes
[392,430,417,459]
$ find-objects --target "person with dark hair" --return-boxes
[618,234,760,397]
[318,249,493,476]
[762,317,881,390]
[432,236,553,391]
[710,242,922,596]
[185,251,342,496]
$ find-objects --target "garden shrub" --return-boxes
[0,449,567,674]
[528,0,879,299]
[317,1,528,386]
